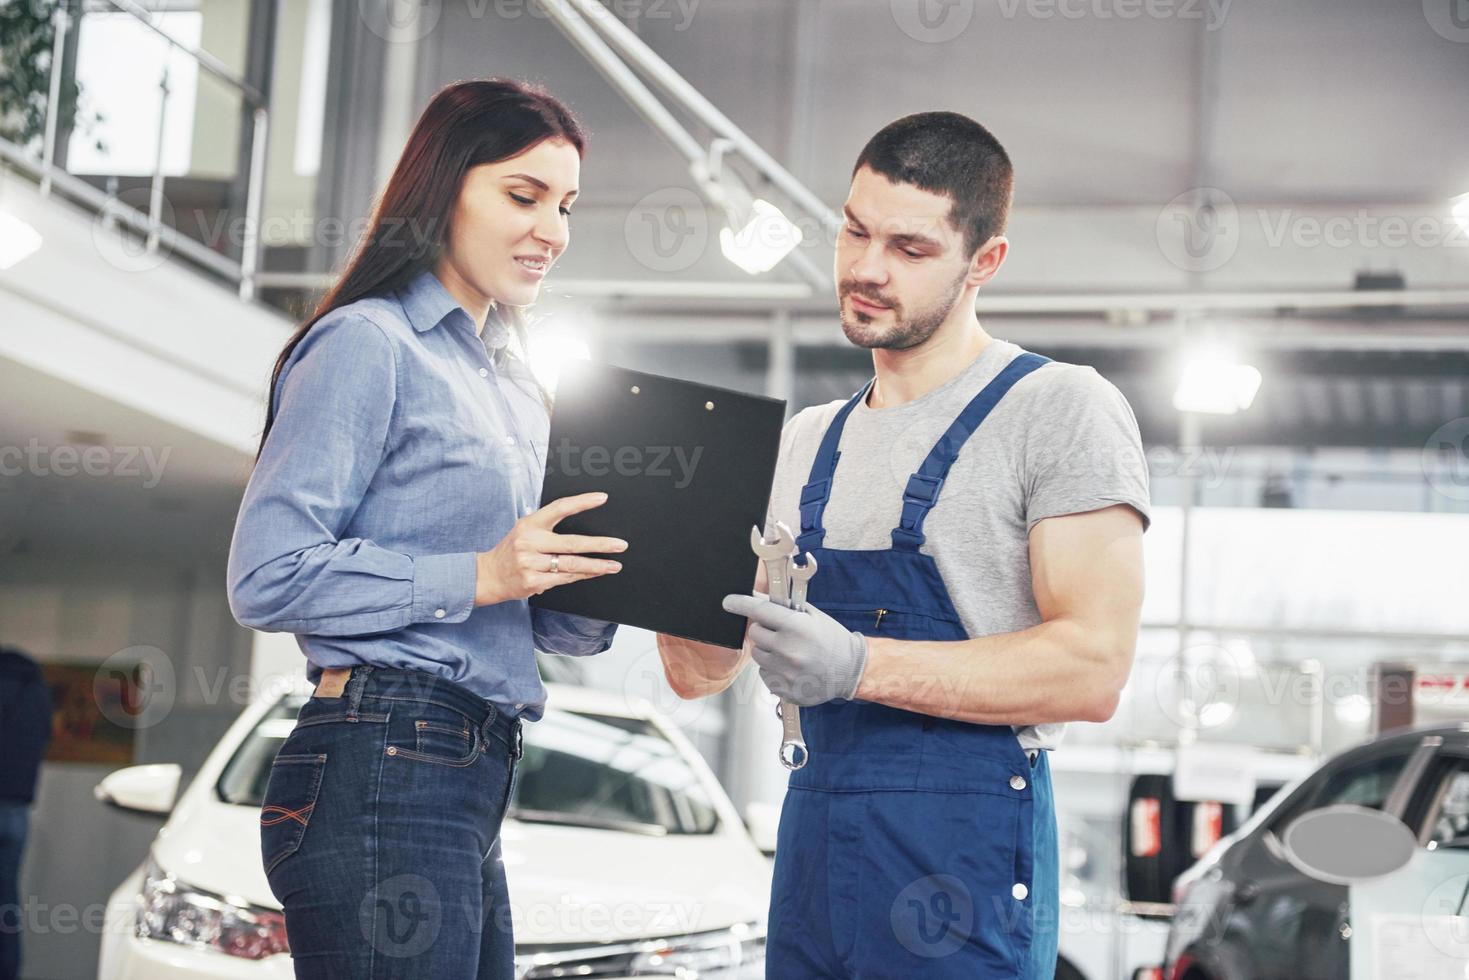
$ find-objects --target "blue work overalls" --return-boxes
[766,352,1059,979]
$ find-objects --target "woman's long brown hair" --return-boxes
[254,78,586,462]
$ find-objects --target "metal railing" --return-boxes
[11,0,271,300]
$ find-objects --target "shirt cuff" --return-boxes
[533,608,619,656]
[411,552,478,624]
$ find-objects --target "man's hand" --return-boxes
[721,594,869,706]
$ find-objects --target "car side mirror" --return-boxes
[744,801,779,856]
[1280,804,1416,884]
[94,764,181,816]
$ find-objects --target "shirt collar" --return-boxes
[397,268,510,351]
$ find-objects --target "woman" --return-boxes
[226,79,626,978]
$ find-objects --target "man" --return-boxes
[657,112,1149,978]
[0,645,53,980]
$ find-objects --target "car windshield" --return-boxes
[217,696,720,836]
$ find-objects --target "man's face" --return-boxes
[835,166,973,351]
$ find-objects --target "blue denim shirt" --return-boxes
[227,269,617,721]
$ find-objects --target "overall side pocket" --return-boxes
[260,753,328,875]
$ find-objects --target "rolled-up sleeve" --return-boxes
[227,315,478,636]
[531,608,618,657]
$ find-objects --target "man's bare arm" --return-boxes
[854,504,1144,724]
[656,561,768,699]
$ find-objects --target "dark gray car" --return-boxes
[1165,725,1469,979]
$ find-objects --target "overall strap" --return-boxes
[795,379,876,553]
[892,352,1051,552]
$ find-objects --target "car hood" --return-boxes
[154,802,771,944]
[498,819,771,944]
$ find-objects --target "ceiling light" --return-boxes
[719,198,803,275]
[0,212,42,269]
[1173,351,1262,415]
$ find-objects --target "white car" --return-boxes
[96,683,772,978]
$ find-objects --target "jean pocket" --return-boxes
[260,753,327,875]
[385,709,481,768]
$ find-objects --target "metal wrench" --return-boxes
[789,552,818,612]
[749,522,808,770]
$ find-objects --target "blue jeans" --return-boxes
[261,666,522,979]
[0,802,27,980]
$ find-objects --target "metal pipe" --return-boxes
[247,267,1469,319]
[238,106,269,301]
[561,0,841,239]
[103,0,265,106]
[39,3,70,197]
[146,66,171,255]
[0,140,242,281]
[536,0,830,291]
[766,309,794,408]
[536,0,705,165]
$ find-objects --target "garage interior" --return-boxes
[1,0,1468,978]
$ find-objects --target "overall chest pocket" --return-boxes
[819,601,964,641]
[260,753,328,875]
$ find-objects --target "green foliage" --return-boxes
[0,0,104,152]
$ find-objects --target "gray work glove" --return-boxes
[722,593,869,706]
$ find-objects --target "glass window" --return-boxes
[1425,765,1469,849]
[1272,750,1411,832]
[511,711,720,836]
[216,698,305,806]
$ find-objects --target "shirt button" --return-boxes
[514,702,524,710]
[1009,775,1027,791]
[479,368,489,377]
[1012,882,1028,901]
[434,608,446,619]
[504,435,516,446]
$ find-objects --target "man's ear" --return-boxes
[966,234,1009,288]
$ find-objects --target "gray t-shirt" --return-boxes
[764,338,1152,752]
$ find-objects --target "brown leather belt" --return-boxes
[313,666,353,699]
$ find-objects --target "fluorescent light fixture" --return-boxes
[719,198,803,275]
[528,333,592,395]
[1173,352,1262,415]
[0,212,42,269]
[1453,191,1469,237]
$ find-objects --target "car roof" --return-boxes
[1370,723,1469,750]
[543,682,651,719]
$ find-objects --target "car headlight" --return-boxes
[518,921,765,978]
[135,856,289,960]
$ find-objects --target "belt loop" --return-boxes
[480,702,499,750]
[345,666,373,721]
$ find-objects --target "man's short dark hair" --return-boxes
[852,111,1013,257]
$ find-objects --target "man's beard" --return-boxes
[838,267,969,351]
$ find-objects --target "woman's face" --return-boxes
[441,137,580,311]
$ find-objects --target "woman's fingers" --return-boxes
[547,532,628,555]
[526,492,611,530]
[529,568,614,594]
[538,554,622,576]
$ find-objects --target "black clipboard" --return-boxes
[529,360,786,648]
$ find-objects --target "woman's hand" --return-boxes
[474,492,627,606]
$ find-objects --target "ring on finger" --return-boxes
[549,554,561,574]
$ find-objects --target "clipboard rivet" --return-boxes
[630,385,641,394]
[705,401,715,411]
